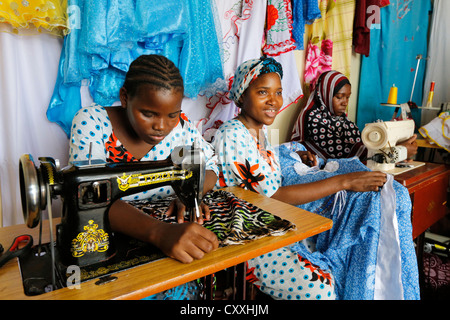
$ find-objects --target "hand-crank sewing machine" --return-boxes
[17,140,205,295]
[361,119,415,172]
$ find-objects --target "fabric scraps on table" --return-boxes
[128,190,296,246]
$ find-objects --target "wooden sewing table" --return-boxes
[393,162,450,240]
[394,162,450,293]
[0,186,332,300]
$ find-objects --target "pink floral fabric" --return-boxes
[304,39,333,84]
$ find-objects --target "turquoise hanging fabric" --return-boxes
[47,0,225,136]
[356,0,431,129]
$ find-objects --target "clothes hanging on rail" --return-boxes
[420,0,450,126]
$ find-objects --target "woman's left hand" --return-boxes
[296,150,318,167]
[397,134,418,161]
[165,198,211,225]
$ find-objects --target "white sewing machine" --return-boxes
[361,119,424,173]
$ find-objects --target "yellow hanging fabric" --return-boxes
[0,0,68,36]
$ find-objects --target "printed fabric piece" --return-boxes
[0,0,68,35]
[68,104,219,201]
[276,141,420,300]
[419,111,450,152]
[142,280,200,300]
[128,190,296,246]
[422,252,450,299]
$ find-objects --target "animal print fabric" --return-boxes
[127,190,296,246]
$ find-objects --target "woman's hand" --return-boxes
[340,171,387,192]
[153,221,219,263]
[108,199,218,264]
[296,150,318,167]
[397,134,418,161]
[165,198,211,224]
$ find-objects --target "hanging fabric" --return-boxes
[263,0,296,56]
[303,0,356,85]
[420,0,450,126]
[353,0,391,57]
[201,0,302,139]
[356,0,431,129]
[419,111,450,152]
[262,0,303,113]
[290,0,321,50]
[0,0,68,36]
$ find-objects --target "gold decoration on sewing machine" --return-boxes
[40,160,56,185]
[71,220,109,258]
[116,170,193,191]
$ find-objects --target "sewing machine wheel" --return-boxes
[361,123,388,150]
[19,154,47,228]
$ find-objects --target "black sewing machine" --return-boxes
[17,141,205,295]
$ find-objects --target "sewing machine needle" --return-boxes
[194,197,200,220]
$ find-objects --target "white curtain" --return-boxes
[421,0,450,125]
[0,30,68,226]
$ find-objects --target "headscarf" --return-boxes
[229,57,283,107]
[291,70,367,160]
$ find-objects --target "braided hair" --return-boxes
[122,54,184,97]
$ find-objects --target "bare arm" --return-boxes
[271,171,387,206]
[203,170,218,195]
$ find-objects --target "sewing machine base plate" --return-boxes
[384,161,426,175]
[18,234,166,296]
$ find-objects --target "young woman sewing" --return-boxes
[69,54,219,267]
[290,70,418,162]
[212,57,419,300]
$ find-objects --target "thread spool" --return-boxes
[425,81,435,108]
[387,84,398,105]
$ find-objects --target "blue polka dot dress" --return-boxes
[212,119,336,300]
[69,104,219,202]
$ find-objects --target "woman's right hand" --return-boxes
[152,222,219,264]
[340,171,387,192]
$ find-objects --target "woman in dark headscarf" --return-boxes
[291,70,367,161]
